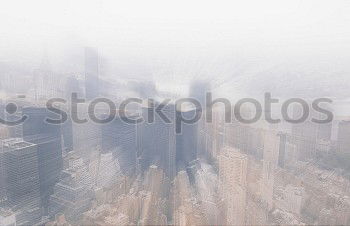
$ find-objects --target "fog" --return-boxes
[0,0,349,97]
[1,1,350,225]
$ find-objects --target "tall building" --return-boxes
[21,107,63,214]
[0,140,7,206]
[218,146,248,225]
[85,47,99,100]
[101,115,138,176]
[189,81,210,158]
[137,103,176,179]
[291,104,318,161]
[21,107,61,137]
[62,75,84,151]
[260,130,280,211]
[61,115,73,151]
[96,152,122,189]
[337,120,350,154]
[71,103,101,159]
[1,138,42,225]
[33,51,61,100]
[204,105,224,160]
[278,133,287,168]
[175,108,198,171]
[137,103,199,179]
[48,157,93,222]
[189,80,210,109]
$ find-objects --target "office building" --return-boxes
[175,108,198,170]
[21,107,63,214]
[137,103,176,179]
[71,103,101,159]
[1,138,42,225]
[261,130,280,211]
[101,115,137,175]
[48,157,93,222]
[85,47,99,100]
[218,146,248,225]
[337,120,350,154]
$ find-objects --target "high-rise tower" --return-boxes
[21,107,63,215]
[1,138,42,225]
[85,47,99,100]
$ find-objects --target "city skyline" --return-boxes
[1,1,350,225]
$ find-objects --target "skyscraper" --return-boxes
[48,157,93,222]
[291,104,318,161]
[0,136,7,206]
[137,101,202,180]
[21,107,63,214]
[101,115,138,176]
[71,103,101,158]
[62,76,83,151]
[189,80,210,158]
[218,146,248,225]
[189,80,210,109]
[1,138,42,225]
[85,47,99,100]
[137,103,176,179]
[175,108,198,171]
[260,130,280,211]
[337,120,350,154]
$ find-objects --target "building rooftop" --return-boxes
[1,138,36,152]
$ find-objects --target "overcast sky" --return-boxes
[0,0,349,94]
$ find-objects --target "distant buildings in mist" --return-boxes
[0,46,350,225]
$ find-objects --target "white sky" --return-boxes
[0,0,349,93]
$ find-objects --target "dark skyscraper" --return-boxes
[137,103,176,179]
[101,114,138,176]
[175,108,198,170]
[22,107,61,137]
[85,47,99,100]
[137,103,199,179]
[189,81,210,158]
[21,107,63,215]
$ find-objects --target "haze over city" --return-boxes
[0,0,350,225]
